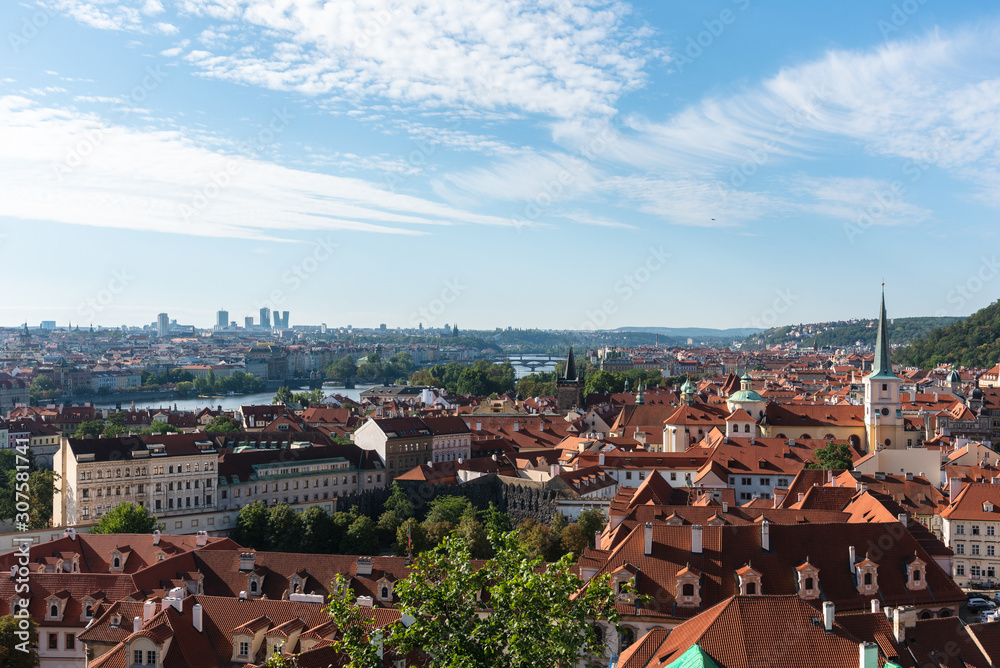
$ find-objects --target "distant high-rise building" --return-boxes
[380,323,387,331]
[271,311,289,329]
[244,316,254,329]
[260,307,271,328]
[157,313,169,337]
[40,321,56,330]
[216,309,228,329]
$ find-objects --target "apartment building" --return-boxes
[941,481,1000,586]
[353,417,432,482]
[421,415,472,463]
[54,433,219,525]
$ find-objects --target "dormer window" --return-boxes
[113,556,120,569]
[855,556,879,595]
[676,564,702,607]
[736,565,762,596]
[796,560,820,600]
[250,580,258,593]
[50,604,58,618]
[906,554,928,591]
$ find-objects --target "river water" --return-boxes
[94,356,559,410]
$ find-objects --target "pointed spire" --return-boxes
[868,286,898,379]
[564,347,577,381]
[636,381,645,405]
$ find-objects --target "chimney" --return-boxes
[598,452,605,466]
[475,421,481,431]
[238,552,256,572]
[192,603,203,633]
[133,616,142,633]
[905,472,913,482]
[644,522,653,555]
[722,502,729,513]
[823,601,835,632]
[152,529,160,546]
[513,422,519,432]
[143,600,155,621]
[691,525,703,555]
[595,530,603,549]
[849,546,857,574]
[870,599,880,614]
[195,530,207,547]
[859,642,878,668]
[9,566,16,580]
[897,513,908,526]
[761,520,770,552]
[797,493,804,503]
[356,557,373,577]
[356,596,374,607]
[65,527,76,541]
[238,591,247,601]
[161,597,182,613]
[949,477,963,503]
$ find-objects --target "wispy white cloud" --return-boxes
[0,94,528,241]
[50,0,660,120]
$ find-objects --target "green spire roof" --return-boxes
[866,288,900,381]
[664,644,721,668]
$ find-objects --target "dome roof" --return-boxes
[946,369,961,383]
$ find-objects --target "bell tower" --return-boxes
[863,287,903,452]
[556,347,584,413]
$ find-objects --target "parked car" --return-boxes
[979,610,999,623]
[969,599,997,613]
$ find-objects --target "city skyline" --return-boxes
[3,2,1000,329]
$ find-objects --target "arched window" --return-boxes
[744,424,750,432]
[805,577,814,590]
[920,610,933,620]
[682,583,694,597]
[250,581,258,593]
[864,573,872,585]
[50,604,58,617]
[113,556,120,569]
[381,586,389,599]
[939,609,952,618]
[800,434,811,440]
[913,570,921,582]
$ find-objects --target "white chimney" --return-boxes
[161,597,182,613]
[513,422,519,432]
[356,557,373,577]
[871,599,880,614]
[797,493,805,502]
[195,531,208,547]
[761,520,770,552]
[192,604,203,633]
[143,600,155,621]
[595,530,602,549]
[133,616,142,633]
[905,472,913,482]
[66,527,76,541]
[949,477,963,504]
[550,463,560,478]
[722,502,729,513]
[849,546,857,574]
[644,522,653,556]
[691,525,703,555]
[823,601,835,632]
[897,513,908,525]
[859,642,878,668]
[289,593,325,604]
[238,591,247,601]
[599,452,605,466]
[356,596,374,607]
[238,552,256,572]
[152,529,161,546]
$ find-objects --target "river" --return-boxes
[95,383,378,412]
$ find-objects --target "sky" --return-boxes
[2,0,1000,331]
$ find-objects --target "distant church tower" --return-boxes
[556,347,584,413]
[863,288,903,452]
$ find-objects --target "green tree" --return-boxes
[89,502,162,534]
[517,518,559,562]
[585,369,626,396]
[383,530,624,668]
[806,442,855,471]
[328,356,358,380]
[231,500,272,549]
[267,504,303,552]
[341,515,378,555]
[325,574,384,668]
[205,415,242,433]
[560,523,588,557]
[457,506,491,559]
[515,372,556,398]
[0,614,39,668]
[29,375,60,404]
[577,509,607,549]
[299,506,334,553]
[395,517,429,556]
[382,482,414,519]
[423,495,471,526]
[273,386,294,404]
[73,419,105,438]
[483,502,510,536]
[291,388,326,408]
[140,420,181,435]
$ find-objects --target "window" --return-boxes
[113,556,120,568]
[989,545,995,557]
[239,641,250,656]
[741,478,752,486]
[147,650,156,664]
[805,577,814,590]
[957,525,965,535]
[50,604,59,617]
[956,544,965,555]
[988,526,995,536]
[134,649,143,664]
[972,544,980,556]
[682,583,694,597]
[956,564,965,576]
[49,633,58,649]
[760,478,771,486]
[973,526,981,536]
[778,479,788,487]
[65,633,75,650]
[864,573,872,586]
[745,582,756,595]
[971,565,982,578]
[913,570,921,581]
[625,472,632,480]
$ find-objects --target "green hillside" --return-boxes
[745,316,960,350]
[895,301,1000,369]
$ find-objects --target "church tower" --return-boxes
[556,347,584,413]
[863,288,903,452]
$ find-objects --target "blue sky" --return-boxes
[3,0,1000,331]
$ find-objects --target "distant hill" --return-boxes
[744,316,961,350]
[615,326,761,340]
[895,301,1000,369]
